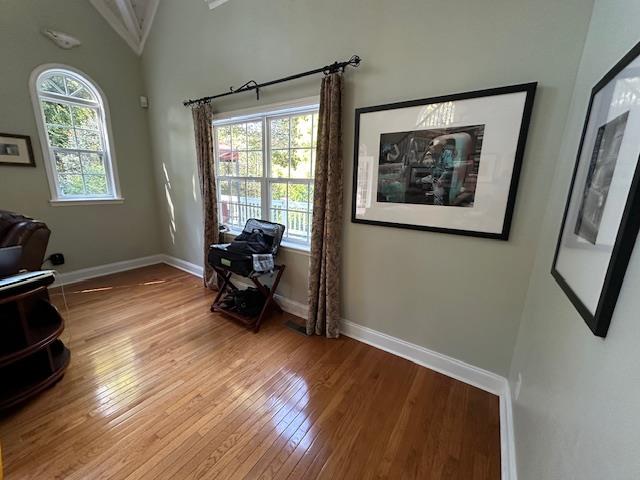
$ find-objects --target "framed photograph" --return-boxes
[552,41,640,337]
[351,83,536,240]
[0,133,35,167]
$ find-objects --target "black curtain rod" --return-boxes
[183,55,361,107]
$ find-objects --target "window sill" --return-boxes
[223,230,310,255]
[49,197,125,206]
[280,240,311,255]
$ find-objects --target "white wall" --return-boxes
[141,0,594,375]
[509,0,640,477]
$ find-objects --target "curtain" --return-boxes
[192,102,219,289]
[307,73,343,338]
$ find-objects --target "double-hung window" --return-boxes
[213,101,318,249]
[31,65,122,204]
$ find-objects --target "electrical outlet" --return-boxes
[514,372,523,401]
[50,253,65,266]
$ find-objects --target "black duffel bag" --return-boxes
[226,228,273,255]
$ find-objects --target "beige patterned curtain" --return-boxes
[191,102,219,289]
[307,73,343,337]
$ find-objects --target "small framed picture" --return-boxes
[0,133,35,167]
[552,41,640,337]
[351,83,536,240]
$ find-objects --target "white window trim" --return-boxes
[213,96,320,252]
[29,63,124,206]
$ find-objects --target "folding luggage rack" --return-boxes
[208,219,286,332]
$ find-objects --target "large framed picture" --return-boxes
[0,133,35,167]
[351,83,536,240]
[552,41,640,337]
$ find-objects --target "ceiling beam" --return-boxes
[90,0,140,54]
[114,0,142,42]
[139,0,160,54]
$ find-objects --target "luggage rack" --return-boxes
[208,219,286,332]
[209,265,286,332]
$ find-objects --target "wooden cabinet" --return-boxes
[0,275,70,410]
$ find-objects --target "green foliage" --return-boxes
[43,101,101,151]
[84,175,107,194]
[59,175,83,195]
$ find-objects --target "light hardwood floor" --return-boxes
[0,264,500,479]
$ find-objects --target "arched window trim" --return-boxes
[29,64,123,205]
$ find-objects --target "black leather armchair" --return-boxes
[0,210,51,271]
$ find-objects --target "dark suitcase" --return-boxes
[208,219,285,277]
[208,244,254,276]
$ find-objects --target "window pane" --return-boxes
[237,179,247,203]
[270,209,286,226]
[84,175,108,195]
[290,149,312,179]
[217,126,231,151]
[218,179,231,199]
[247,121,262,150]
[226,203,241,226]
[270,150,289,178]
[48,126,76,148]
[236,151,248,177]
[218,162,236,177]
[288,183,310,212]
[271,182,287,211]
[312,113,319,147]
[231,124,247,150]
[72,106,99,130]
[219,160,234,176]
[66,78,94,101]
[55,151,81,173]
[76,130,102,150]
[40,76,66,95]
[81,153,105,175]
[247,151,263,177]
[291,114,313,148]
[220,202,231,225]
[270,118,289,148]
[287,210,309,241]
[43,101,72,126]
[229,180,242,204]
[246,180,262,210]
[59,174,85,195]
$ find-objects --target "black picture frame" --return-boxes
[0,133,36,167]
[551,40,640,337]
[351,83,537,240]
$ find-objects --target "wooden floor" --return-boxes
[0,264,500,479]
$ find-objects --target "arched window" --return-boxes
[31,66,122,204]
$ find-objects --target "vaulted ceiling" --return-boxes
[91,0,232,55]
[90,0,160,55]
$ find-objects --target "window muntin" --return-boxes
[214,106,318,247]
[34,68,119,201]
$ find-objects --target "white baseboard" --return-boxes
[340,319,516,480]
[161,254,204,277]
[340,319,506,394]
[52,254,165,287]
[51,253,517,479]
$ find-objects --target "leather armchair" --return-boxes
[0,210,51,272]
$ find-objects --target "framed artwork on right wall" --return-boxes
[552,40,640,337]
